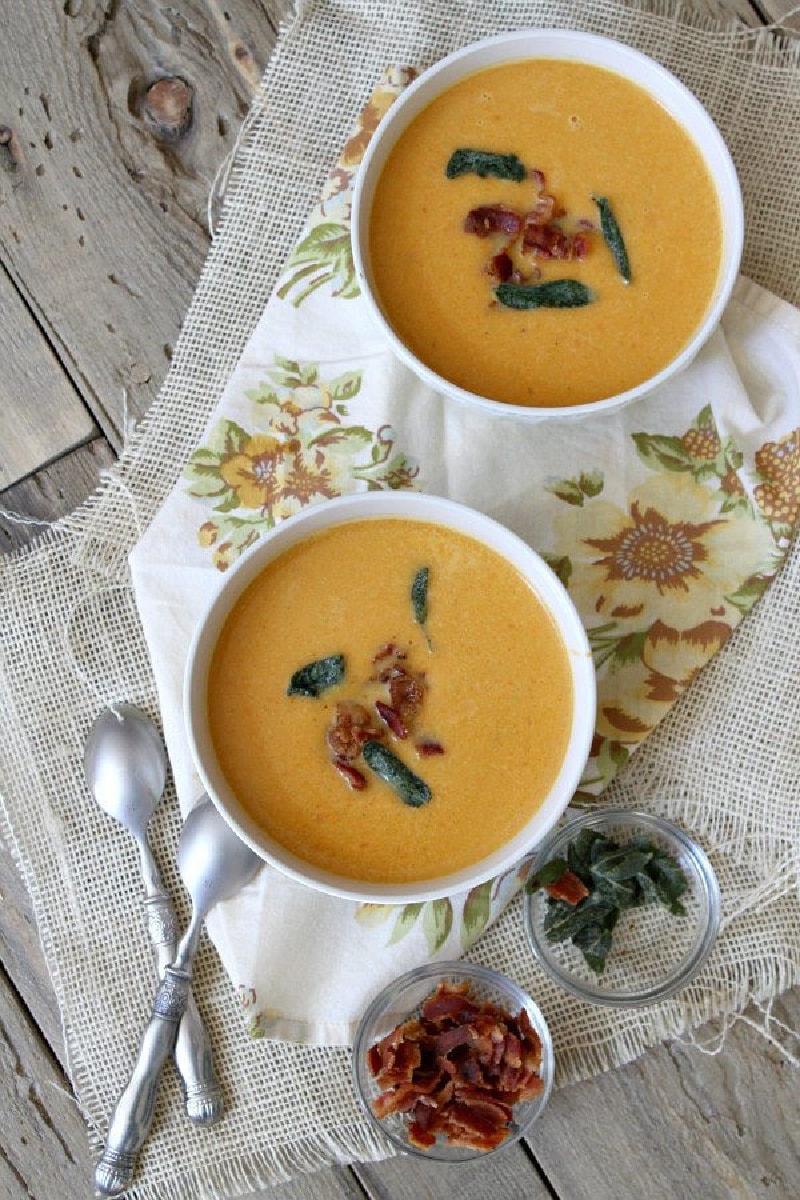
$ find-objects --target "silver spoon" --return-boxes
[94,798,261,1197]
[85,705,223,1126]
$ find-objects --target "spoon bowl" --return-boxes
[176,801,262,945]
[84,704,166,840]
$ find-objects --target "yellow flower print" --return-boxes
[596,618,731,740]
[219,434,292,510]
[339,69,418,170]
[565,475,773,632]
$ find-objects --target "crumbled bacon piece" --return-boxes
[372,642,406,663]
[572,233,589,260]
[522,221,573,260]
[332,759,367,791]
[375,700,408,740]
[463,205,522,238]
[524,193,556,227]
[488,250,513,281]
[388,668,425,722]
[545,869,589,905]
[366,980,545,1153]
[416,738,445,757]
[327,701,381,762]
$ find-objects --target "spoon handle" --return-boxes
[94,966,190,1197]
[144,893,224,1125]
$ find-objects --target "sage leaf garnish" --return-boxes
[411,566,433,649]
[446,148,527,182]
[287,653,345,697]
[495,279,595,310]
[411,566,429,626]
[592,194,631,283]
[363,740,432,808]
[534,831,689,973]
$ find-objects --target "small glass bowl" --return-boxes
[523,808,721,1008]
[352,960,554,1161]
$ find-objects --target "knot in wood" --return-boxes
[0,125,23,169]
[143,77,193,140]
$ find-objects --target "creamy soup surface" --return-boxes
[207,518,574,883]
[369,59,723,409]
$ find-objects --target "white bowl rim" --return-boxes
[351,28,744,422]
[184,491,596,903]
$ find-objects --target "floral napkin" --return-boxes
[129,68,800,1045]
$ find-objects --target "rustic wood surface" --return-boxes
[1,2,799,1198]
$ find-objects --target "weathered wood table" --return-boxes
[1,3,798,1198]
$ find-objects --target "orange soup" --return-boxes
[207,518,574,883]
[369,59,722,409]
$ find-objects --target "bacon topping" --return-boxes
[463,205,522,238]
[388,668,425,722]
[326,701,381,762]
[366,980,545,1153]
[332,759,367,791]
[459,166,594,283]
[416,738,445,757]
[545,868,589,905]
[372,642,407,663]
[488,250,514,282]
[375,700,408,740]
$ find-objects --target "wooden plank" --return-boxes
[757,1,800,30]
[529,988,800,1200]
[0,1,281,446]
[0,838,67,1067]
[355,1141,553,1199]
[0,437,116,555]
[0,265,95,489]
[0,964,92,1200]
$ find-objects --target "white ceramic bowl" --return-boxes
[184,491,596,903]
[352,30,743,420]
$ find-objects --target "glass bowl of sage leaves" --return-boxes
[523,809,721,1007]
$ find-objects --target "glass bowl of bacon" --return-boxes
[352,960,554,1160]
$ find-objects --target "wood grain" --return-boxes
[354,1141,553,1199]
[0,1,280,446]
[0,437,115,553]
[0,263,95,489]
[531,989,800,1200]
[0,965,92,1200]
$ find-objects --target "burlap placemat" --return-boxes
[1,3,798,1197]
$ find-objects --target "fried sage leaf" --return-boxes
[592,194,631,283]
[495,279,595,310]
[411,566,433,650]
[446,148,527,182]
[287,653,345,697]
[411,566,429,626]
[535,831,689,973]
[363,740,432,808]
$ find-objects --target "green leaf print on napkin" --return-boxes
[461,879,493,950]
[423,898,453,954]
[277,222,358,308]
[184,356,419,570]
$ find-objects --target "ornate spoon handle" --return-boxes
[94,967,190,1197]
[143,891,223,1124]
